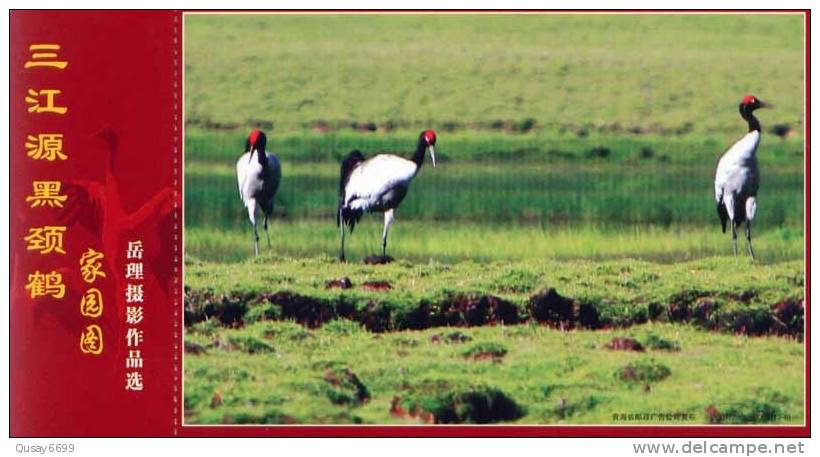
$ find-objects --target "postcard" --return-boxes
[9,9,808,437]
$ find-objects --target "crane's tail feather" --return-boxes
[339,150,366,197]
[337,149,367,233]
[717,202,729,234]
[337,204,363,233]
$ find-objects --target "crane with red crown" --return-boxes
[714,95,770,260]
[236,129,281,256]
[337,129,438,262]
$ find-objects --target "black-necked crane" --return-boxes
[236,129,281,256]
[337,129,437,262]
[714,95,770,260]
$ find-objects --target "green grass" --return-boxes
[185,129,805,165]
[185,159,805,224]
[184,255,805,424]
[185,221,803,264]
[184,321,804,424]
[184,14,804,135]
[184,256,804,336]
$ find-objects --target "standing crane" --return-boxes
[236,129,281,256]
[714,95,770,260]
[337,129,437,262]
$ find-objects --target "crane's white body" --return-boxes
[715,131,759,203]
[714,130,760,258]
[342,154,418,213]
[336,130,436,261]
[236,150,281,255]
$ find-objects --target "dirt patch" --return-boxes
[720,307,773,336]
[437,293,520,326]
[605,337,644,352]
[311,120,332,133]
[361,280,393,291]
[184,341,207,355]
[577,301,601,328]
[462,342,508,361]
[185,287,805,338]
[528,288,576,329]
[692,299,718,327]
[184,289,249,327]
[354,121,378,132]
[264,291,338,328]
[643,333,681,351]
[226,334,274,354]
[617,359,671,384]
[732,290,758,303]
[323,367,370,406]
[667,289,711,308]
[390,396,435,424]
[430,330,472,344]
[667,301,691,322]
[355,301,393,332]
[705,405,722,424]
[392,382,525,424]
[325,277,353,289]
[210,392,222,409]
[771,298,804,338]
[363,255,394,265]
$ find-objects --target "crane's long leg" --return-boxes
[746,222,756,261]
[264,214,271,248]
[339,207,346,262]
[731,221,738,257]
[253,222,260,257]
[382,209,395,258]
[247,201,259,257]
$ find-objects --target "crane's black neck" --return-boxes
[255,147,268,167]
[411,137,427,168]
[740,104,761,132]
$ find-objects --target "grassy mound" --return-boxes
[184,256,804,338]
[392,380,525,424]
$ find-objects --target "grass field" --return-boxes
[184,14,804,135]
[184,321,804,425]
[183,13,805,425]
[185,150,803,263]
[184,256,804,425]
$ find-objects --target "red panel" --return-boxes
[10,10,182,437]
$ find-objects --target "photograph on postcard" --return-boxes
[181,13,805,426]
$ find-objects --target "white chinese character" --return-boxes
[125,371,144,391]
[126,306,144,325]
[125,262,144,280]
[126,328,144,347]
[125,284,144,303]
[126,240,144,260]
[126,350,143,369]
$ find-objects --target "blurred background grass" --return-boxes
[184,14,804,134]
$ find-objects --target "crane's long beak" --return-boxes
[759,100,773,109]
[429,145,436,168]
